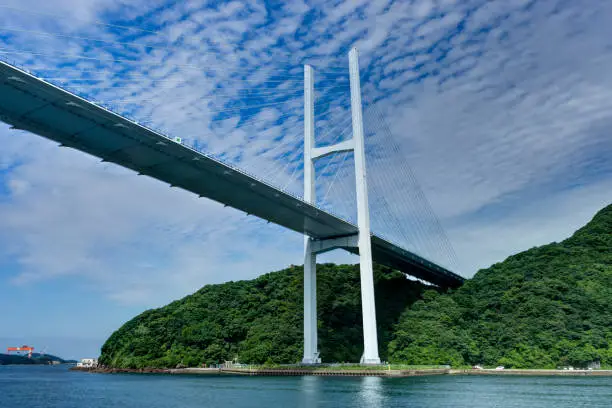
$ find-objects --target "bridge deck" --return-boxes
[0,61,464,288]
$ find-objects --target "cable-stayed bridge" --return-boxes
[0,57,465,284]
[0,56,463,364]
[0,15,464,363]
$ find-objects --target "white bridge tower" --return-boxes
[302,47,381,365]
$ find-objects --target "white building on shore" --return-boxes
[76,358,98,368]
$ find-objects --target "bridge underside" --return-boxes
[0,61,464,289]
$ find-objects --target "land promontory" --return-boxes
[100,204,611,369]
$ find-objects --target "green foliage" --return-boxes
[100,264,426,368]
[100,204,611,369]
[389,204,612,368]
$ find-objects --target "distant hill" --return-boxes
[0,353,76,365]
[99,203,611,369]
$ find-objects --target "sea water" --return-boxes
[0,365,611,407]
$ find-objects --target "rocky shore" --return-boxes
[71,366,445,377]
[71,366,173,374]
[72,366,612,377]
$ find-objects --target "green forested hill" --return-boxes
[100,204,611,369]
[100,264,426,368]
[389,204,612,368]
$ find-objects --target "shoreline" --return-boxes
[72,366,612,377]
[449,369,612,376]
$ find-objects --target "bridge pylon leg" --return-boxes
[349,47,381,365]
[302,237,320,364]
[302,64,320,365]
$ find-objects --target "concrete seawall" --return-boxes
[72,366,612,377]
[202,368,449,377]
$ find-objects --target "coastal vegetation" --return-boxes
[100,204,611,369]
[100,264,426,368]
[389,204,612,369]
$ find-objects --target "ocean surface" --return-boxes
[0,365,611,407]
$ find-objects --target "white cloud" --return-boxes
[0,0,610,312]
[450,177,612,274]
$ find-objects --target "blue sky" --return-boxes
[0,0,611,359]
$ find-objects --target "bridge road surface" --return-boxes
[0,61,464,288]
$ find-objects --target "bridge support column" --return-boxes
[302,237,319,364]
[302,64,320,364]
[349,47,381,365]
